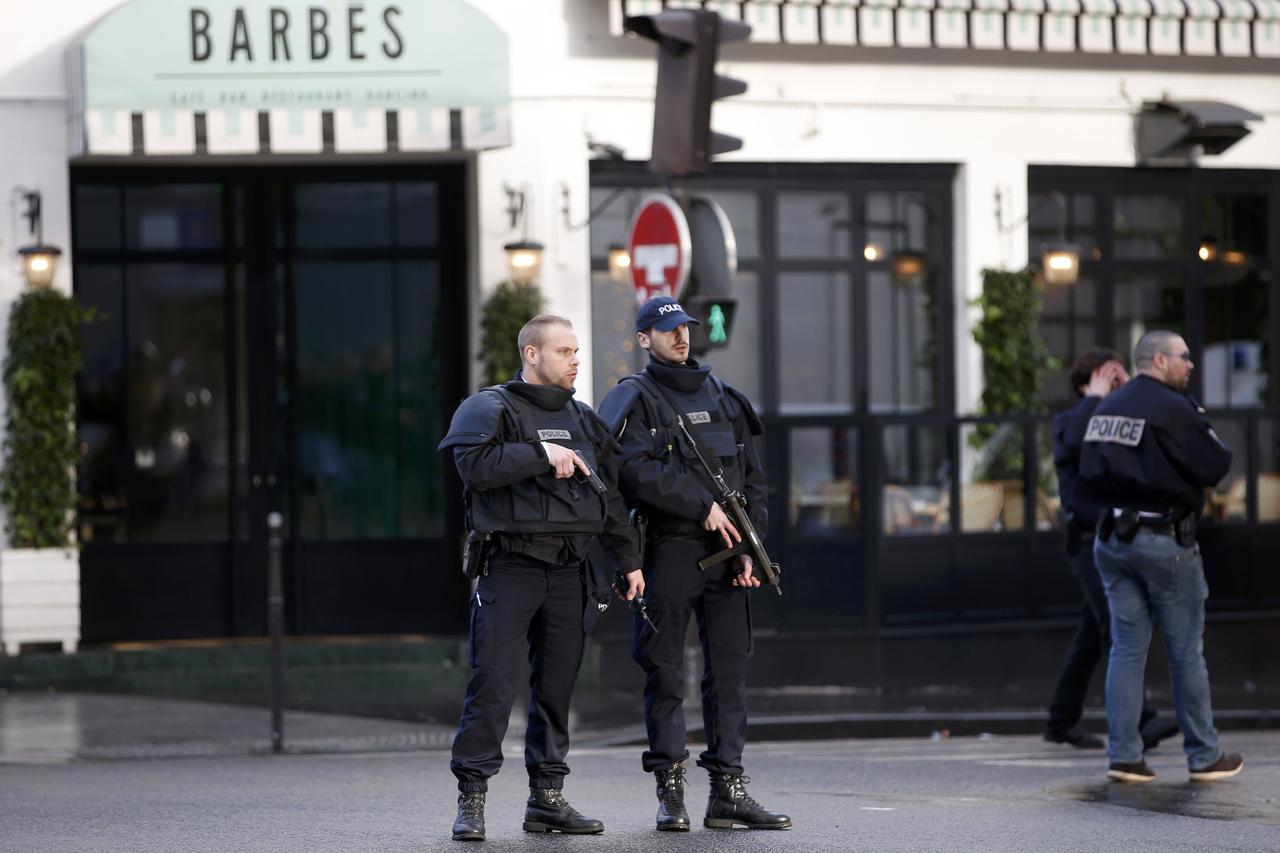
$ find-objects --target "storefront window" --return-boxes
[1039,276,1099,410]
[1202,268,1272,409]
[777,192,850,260]
[1113,271,1185,359]
[125,263,229,542]
[778,271,853,414]
[125,185,222,250]
[75,176,450,546]
[882,425,950,535]
[789,427,859,533]
[1256,419,1280,524]
[1029,191,1099,261]
[1114,194,1183,259]
[77,265,126,544]
[1203,417,1249,526]
[295,182,393,249]
[867,270,938,414]
[75,185,123,250]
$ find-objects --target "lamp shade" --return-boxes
[890,250,927,284]
[607,244,631,286]
[504,240,544,286]
[18,244,62,288]
[1042,245,1080,285]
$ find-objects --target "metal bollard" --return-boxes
[267,512,285,754]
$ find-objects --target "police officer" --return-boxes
[598,296,791,832]
[1079,330,1243,783]
[439,314,641,841]
[1044,349,1176,751]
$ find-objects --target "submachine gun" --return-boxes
[668,414,782,597]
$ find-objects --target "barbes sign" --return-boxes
[77,0,509,113]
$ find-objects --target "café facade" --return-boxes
[1,0,1277,664]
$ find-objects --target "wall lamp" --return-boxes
[503,184,543,286]
[13,188,61,288]
[995,188,1079,285]
[862,195,932,286]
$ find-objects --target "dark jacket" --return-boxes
[1053,394,1107,528]
[1078,374,1232,518]
[439,378,641,570]
[597,358,768,539]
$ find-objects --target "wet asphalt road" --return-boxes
[3,731,1278,852]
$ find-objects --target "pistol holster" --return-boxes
[461,530,492,579]
[1114,509,1141,543]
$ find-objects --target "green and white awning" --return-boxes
[610,0,1280,58]
[68,0,512,157]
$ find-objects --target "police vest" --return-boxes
[629,373,747,496]
[467,387,608,536]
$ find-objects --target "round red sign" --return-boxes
[627,195,691,304]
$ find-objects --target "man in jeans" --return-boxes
[1079,330,1243,783]
[1044,349,1176,751]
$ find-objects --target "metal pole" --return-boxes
[267,511,285,754]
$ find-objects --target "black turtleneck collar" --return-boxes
[645,355,711,393]
[503,372,575,411]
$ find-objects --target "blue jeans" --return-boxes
[1094,530,1221,769]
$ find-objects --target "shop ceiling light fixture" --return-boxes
[503,184,544,286]
[995,188,1079,286]
[12,188,61,288]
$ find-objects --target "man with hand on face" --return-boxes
[598,296,791,833]
[439,315,641,841]
[1079,330,1242,784]
[1043,349,1176,752]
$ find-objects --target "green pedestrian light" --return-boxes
[708,304,727,343]
[686,297,736,354]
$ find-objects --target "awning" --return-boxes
[608,0,1280,58]
[68,0,511,157]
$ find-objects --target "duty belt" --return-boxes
[1112,508,1176,536]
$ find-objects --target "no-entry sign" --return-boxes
[627,195,691,304]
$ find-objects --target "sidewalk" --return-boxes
[3,632,1279,761]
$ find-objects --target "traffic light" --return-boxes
[685,296,736,356]
[624,10,750,177]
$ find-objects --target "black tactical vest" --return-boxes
[631,373,747,496]
[467,387,608,535]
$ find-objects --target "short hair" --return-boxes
[518,314,573,359]
[1133,329,1180,367]
[1068,348,1125,397]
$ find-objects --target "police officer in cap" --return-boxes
[598,296,791,832]
[1079,329,1243,783]
[1044,349,1176,751]
[439,314,641,841]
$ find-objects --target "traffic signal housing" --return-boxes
[624,10,750,177]
[685,296,737,356]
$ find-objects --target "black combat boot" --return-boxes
[522,788,605,834]
[654,765,691,832]
[705,773,792,830]
[451,792,485,841]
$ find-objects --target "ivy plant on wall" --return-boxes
[478,279,544,388]
[969,267,1056,482]
[1,289,95,549]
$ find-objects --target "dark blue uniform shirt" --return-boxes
[1053,394,1107,527]
[1078,375,1232,518]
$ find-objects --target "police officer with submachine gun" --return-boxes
[439,314,641,841]
[599,296,791,833]
[1079,330,1244,783]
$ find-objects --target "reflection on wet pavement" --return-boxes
[1062,776,1280,824]
[0,693,455,764]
